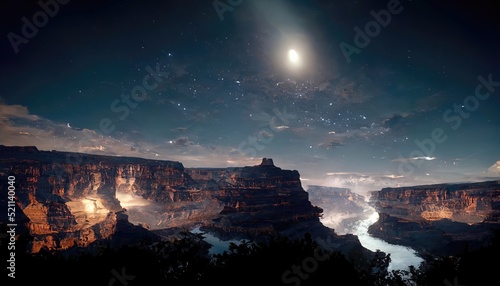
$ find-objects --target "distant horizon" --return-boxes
[3,144,499,197]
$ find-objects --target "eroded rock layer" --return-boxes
[369,181,500,257]
[0,146,336,253]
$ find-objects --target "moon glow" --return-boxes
[288,49,300,65]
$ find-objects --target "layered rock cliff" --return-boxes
[1,146,355,255]
[369,180,500,257]
[187,161,322,235]
[0,145,193,252]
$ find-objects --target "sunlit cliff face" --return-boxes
[116,191,151,209]
[114,176,152,209]
[66,198,109,229]
[82,199,97,213]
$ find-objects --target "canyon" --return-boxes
[3,144,498,264]
[306,185,372,235]
[306,185,424,270]
[0,146,367,261]
[369,181,500,257]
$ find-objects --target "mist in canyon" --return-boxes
[307,184,424,271]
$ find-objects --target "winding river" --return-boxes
[350,209,424,271]
[192,208,424,271]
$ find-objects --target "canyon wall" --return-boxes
[369,181,500,257]
[0,146,333,253]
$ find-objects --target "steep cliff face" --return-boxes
[0,146,194,251]
[307,185,372,234]
[187,162,323,235]
[372,181,500,223]
[0,147,326,253]
[29,212,117,253]
[369,181,500,256]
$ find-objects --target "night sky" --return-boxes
[1,0,500,193]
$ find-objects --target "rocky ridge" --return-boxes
[0,145,364,258]
[369,180,500,257]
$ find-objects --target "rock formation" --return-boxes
[0,146,366,259]
[369,180,500,257]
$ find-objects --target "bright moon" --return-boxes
[288,49,300,65]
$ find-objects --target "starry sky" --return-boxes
[1,0,500,193]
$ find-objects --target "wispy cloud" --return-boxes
[392,156,437,163]
[488,161,500,175]
[0,104,40,121]
[311,172,414,195]
[0,103,258,168]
